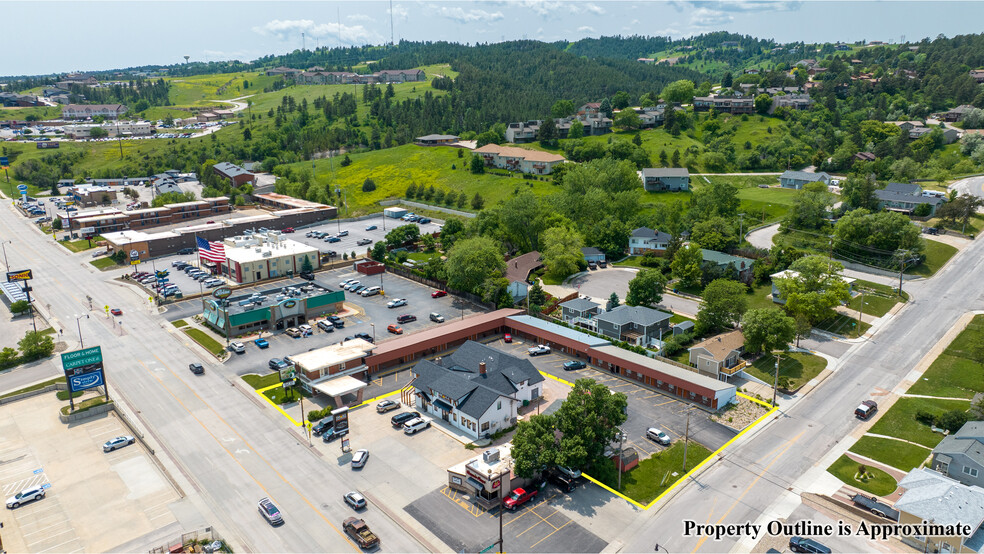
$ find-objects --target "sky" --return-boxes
[5,1,984,76]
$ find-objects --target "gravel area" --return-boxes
[711,396,770,432]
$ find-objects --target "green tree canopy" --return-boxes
[613,109,641,130]
[661,80,696,104]
[773,255,851,324]
[741,307,796,354]
[626,269,667,307]
[554,379,627,469]
[385,224,421,248]
[18,330,54,361]
[671,243,703,289]
[9,300,29,315]
[551,100,576,118]
[783,181,835,231]
[440,217,466,249]
[542,226,585,280]
[696,279,748,335]
[444,236,505,293]
[691,217,738,251]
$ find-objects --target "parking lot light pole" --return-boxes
[370,323,375,344]
[772,352,782,407]
[74,313,89,348]
[0,239,11,269]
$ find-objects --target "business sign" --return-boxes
[6,269,33,282]
[279,364,296,384]
[0,156,8,168]
[282,299,298,309]
[61,346,103,370]
[61,346,105,393]
[332,407,350,433]
[212,286,232,299]
[80,226,96,239]
[69,369,104,392]
[17,184,27,193]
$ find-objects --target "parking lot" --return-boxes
[289,214,443,259]
[0,392,180,552]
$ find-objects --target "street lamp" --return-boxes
[74,314,89,348]
[772,352,782,407]
[370,323,375,344]
[0,239,11,269]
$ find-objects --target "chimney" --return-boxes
[479,362,487,375]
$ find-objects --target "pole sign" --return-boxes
[0,156,8,168]
[80,226,96,239]
[212,286,232,299]
[129,250,140,265]
[6,269,32,282]
[279,364,296,387]
[332,406,350,433]
[61,346,105,393]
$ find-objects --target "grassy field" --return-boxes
[849,436,932,473]
[0,105,62,121]
[89,257,118,270]
[616,441,713,504]
[242,371,281,389]
[815,313,870,338]
[868,397,970,449]
[61,237,104,252]
[827,454,898,496]
[183,328,226,357]
[744,282,777,312]
[743,352,826,390]
[846,280,908,318]
[737,186,802,225]
[910,239,958,277]
[612,257,650,269]
[0,376,66,399]
[907,316,984,398]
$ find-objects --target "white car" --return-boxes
[230,342,246,354]
[344,491,367,509]
[351,449,369,468]
[646,427,671,446]
[403,417,431,435]
[528,345,551,356]
[344,281,362,291]
[298,324,313,335]
[103,435,135,452]
[339,278,355,288]
[6,486,45,509]
[387,298,407,309]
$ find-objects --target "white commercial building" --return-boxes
[223,233,320,284]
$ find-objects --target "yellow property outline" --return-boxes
[541,371,777,510]
[253,382,403,427]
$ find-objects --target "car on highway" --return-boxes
[376,399,400,413]
[528,345,551,356]
[103,435,136,452]
[254,338,269,349]
[110,308,123,316]
[189,362,204,375]
[343,517,379,549]
[6,486,46,509]
[356,238,372,246]
[229,341,246,354]
[403,417,431,435]
[258,497,284,526]
[391,411,420,427]
[646,427,672,446]
[344,491,367,510]
[788,536,831,553]
[431,290,447,298]
[351,449,369,468]
[503,487,537,510]
[387,298,407,309]
[563,360,586,371]
[396,314,416,323]
[285,327,302,338]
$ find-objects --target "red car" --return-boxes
[504,333,512,343]
[282,227,295,233]
[503,487,537,510]
[110,308,122,316]
[431,290,447,298]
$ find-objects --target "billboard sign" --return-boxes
[279,364,296,384]
[61,346,103,369]
[68,369,104,392]
[332,407,350,433]
[6,269,33,282]
[80,226,96,239]
[61,346,105,393]
[212,286,232,299]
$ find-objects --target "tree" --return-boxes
[542,227,585,280]
[691,217,738,251]
[773,255,851,324]
[696,279,748,335]
[551,99,576,119]
[89,127,108,139]
[528,282,547,312]
[340,154,353,167]
[589,217,630,260]
[370,241,387,262]
[661,80,695,104]
[599,98,613,118]
[300,255,313,273]
[632,133,642,146]
[794,313,812,347]
[554,379,628,469]
[538,117,558,144]
[385,224,421,248]
[783,181,835,231]
[626,269,667,307]
[151,191,195,208]
[440,217,466,249]
[406,182,418,198]
[0,347,17,367]
[689,181,739,221]
[834,209,923,255]
[469,154,485,174]
[18,330,54,361]
[444,236,505,293]
[754,94,773,115]
[671,243,703,289]
[9,300,29,315]
[841,174,878,211]
[608,292,620,310]
[511,414,562,478]
[721,71,733,88]
[567,120,584,139]
[936,194,984,234]
[362,178,376,192]
[611,91,631,110]
[741,308,796,354]
[613,110,641,130]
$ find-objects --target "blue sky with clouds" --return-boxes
[5,1,984,76]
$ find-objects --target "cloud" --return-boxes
[347,14,375,23]
[682,0,802,12]
[506,0,604,17]
[252,19,379,45]
[690,7,733,26]
[582,3,606,15]
[388,4,410,21]
[577,25,596,33]
[437,6,505,23]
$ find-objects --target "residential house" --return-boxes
[932,422,984,488]
[62,103,128,120]
[410,341,544,440]
[376,69,426,83]
[578,103,602,117]
[581,247,605,264]
[907,125,959,144]
[637,58,656,64]
[875,182,945,216]
[701,250,754,282]
[213,162,255,187]
[894,468,984,553]
[504,251,542,283]
[688,330,745,380]
[0,92,40,107]
[505,121,541,143]
[265,67,302,77]
[154,180,182,195]
[641,168,689,192]
[779,170,832,189]
[595,305,671,347]
[972,70,984,84]
[770,269,855,305]
[942,105,976,123]
[770,94,814,113]
[744,68,760,75]
[628,227,671,255]
[415,134,459,146]
[692,95,755,114]
[853,151,877,163]
[473,144,566,175]
[635,107,665,128]
[834,43,851,51]
[577,113,613,135]
[196,112,219,122]
[893,120,922,133]
[506,281,528,303]
[559,297,601,325]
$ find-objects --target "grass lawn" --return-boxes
[0,376,66,399]
[617,441,713,504]
[743,352,826,390]
[171,320,188,328]
[263,384,311,405]
[868,397,970,448]
[669,313,695,325]
[405,251,441,263]
[926,213,984,236]
[612,257,650,269]
[737,187,801,226]
[907,315,984,398]
[61,237,104,253]
[846,280,908,318]
[744,282,777,312]
[826,454,899,496]
[89,257,118,270]
[60,397,110,415]
[183,328,226,357]
[55,389,84,401]
[815,313,870,338]
[700,175,780,188]
[849,436,932,473]
[910,239,958,277]
[242,372,282,390]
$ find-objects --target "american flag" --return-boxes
[196,236,226,263]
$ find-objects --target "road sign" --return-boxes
[61,346,103,370]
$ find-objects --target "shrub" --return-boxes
[362,178,376,192]
[915,410,937,426]
[940,410,969,433]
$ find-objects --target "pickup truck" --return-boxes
[503,486,538,510]
[343,517,380,548]
[851,493,900,521]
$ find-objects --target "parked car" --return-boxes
[855,400,878,420]
[342,517,379,549]
[189,362,204,375]
[299,272,315,281]
[351,449,369,468]
[544,467,576,493]
[391,411,420,426]
[365,225,377,231]
[338,230,349,237]
[298,324,313,335]
[322,426,349,442]
[418,217,431,224]
[387,324,403,334]
[850,492,900,520]
[269,358,288,370]
[344,491,367,510]
[396,314,416,324]
[563,360,586,371]
[376,399,400,413]
[387,298,407,308]
[103,435,135,452]
[431,290,447,298]
[6,486,45,509]
[344,281,362,291]
[285,327,302,338]
[598,260,608,268]
[429,312,445,323]
[326,236,341,243]
[339,278,355,288]
[312,419,333,436]
[361,286,381,297]
[503,487,537,510]
[587,260,597,270]
[528,345,551,356]
[229,342,246,354]
[254,338,269,349]
[257,497,284,526]
[556,465,582,480]
[177,247,196,255]
[356,238,372,246]
[317,320,335,332]
[403,417,431,435]
[110,308,123,316]
[789,537,832,554]
[646,427,672,446]
[282,227,295,233]
[354,332,374,343]
[504,333,512,343]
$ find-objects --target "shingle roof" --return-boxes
[595,305,671,327]
[559,298,600,312]
[213,162,252,179]
[631,227,672,242]
[884,182,921,195]
[897,468,984,528]
[581,247,604,257]
[934,422,984,467]
[473,144,567,163]
[780,170,831,182]
[874,189,943,206]
[504,251,542,283]
[690,330,745,362]
[701,249,754,269]
[642,168,689,178]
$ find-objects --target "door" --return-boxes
[442,410,449,422]
[531,387,539,400]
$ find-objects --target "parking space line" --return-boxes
[529,520,571,549]
[654,399,676,407]
[22,518,72,538]
[36,537,83,553]
[26,527,74,547]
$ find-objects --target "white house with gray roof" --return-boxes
[641,168,690,192]
[932,422,984,488]
[629,227,672,255]
[779,170,832,189]
[410,341,544,440]
[895,467,984,553]
[595,305,671,346]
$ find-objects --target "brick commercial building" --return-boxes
[213,162,255,187]
[222,234,320,284]
[58,197,232,233]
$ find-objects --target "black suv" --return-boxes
[312,419,333,436]
[189,363,204,375]
[396,314,417,324]
[544,468,576,492]
[354,332,373,343]
[299,272,315,281]
[177,247,196,255]
[391,411,421,426]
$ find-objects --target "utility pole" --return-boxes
[738,213,745,241]
[772,352,782,406]
[856,289,865,331]
[682,410,691,471]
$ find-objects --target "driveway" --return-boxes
[951,175,984,200]
[746,222,780,249]
[567,268,700,317]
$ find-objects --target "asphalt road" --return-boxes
[0,203,431,552]
[952,174,984,199]
[619,216,984,551]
